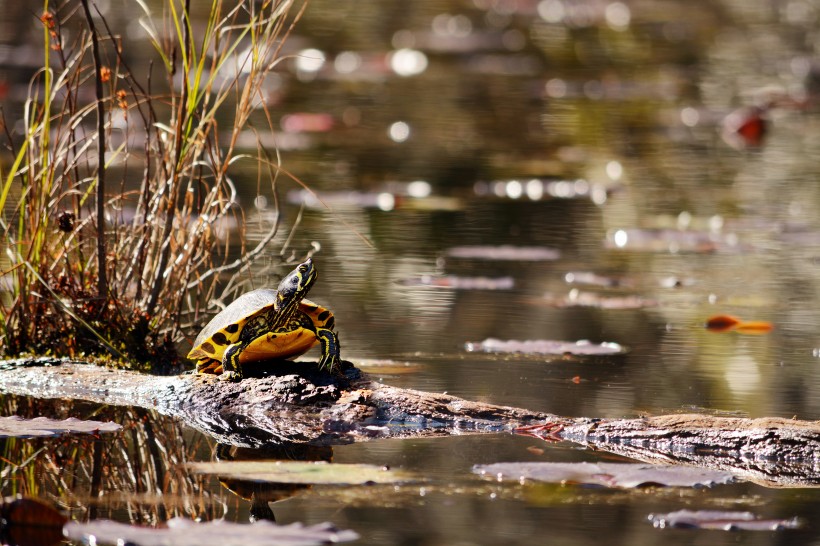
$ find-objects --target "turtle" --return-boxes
[187,258,340,380]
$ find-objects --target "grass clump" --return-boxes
[0,0,305,372]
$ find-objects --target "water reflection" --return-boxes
[0,397,223,524]
[215,444,334,523]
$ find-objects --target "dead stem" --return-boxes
[79,0,108,302]
[145,0,192,319]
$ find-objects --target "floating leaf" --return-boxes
[705,315,774,335]
[63,518,359,546]
[286,189,462,212]
[472,179,609,203]
[722,105,768,150]
[398,275,514,290]
[280,112,334,133]
[465,338,626,356]
[705,314,742,332]
[1,497,66,546]
[734,320,774,335]
[0,416,121,438]
[474,462,735,488]
[352,359,423,375]
[606,228,742,254]
[445,245,560,261]
[564,271,633,288]
[649,509,801,531]
[287,189,396,211]
[545,290,657,309]
[188,461,414,485]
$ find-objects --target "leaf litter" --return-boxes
[473,462,735,488]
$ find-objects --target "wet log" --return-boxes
[0,358,550,447]
[1,357,819,487]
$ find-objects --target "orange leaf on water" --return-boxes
[705,314,742,332]
[734,321,774,335]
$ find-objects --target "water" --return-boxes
[4,0,820,544]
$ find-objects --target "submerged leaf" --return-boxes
[0,416,121,438]
[445,245,560,261]
[465,338,626,356]
[474,462,735,488]
[63,518,359,546]
[649,509,801,531]
[188,461,414,485]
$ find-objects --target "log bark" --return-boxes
[1,358,819,487]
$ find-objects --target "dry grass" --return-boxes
[0,0,306,370]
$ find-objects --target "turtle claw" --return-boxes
[316,328,341,374]
[219,370,242,382]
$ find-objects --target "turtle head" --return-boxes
[277,258,317,308]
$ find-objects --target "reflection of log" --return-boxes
[2,358,820,488]
[0,359,551,447]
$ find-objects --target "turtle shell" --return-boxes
[188,288,334,373]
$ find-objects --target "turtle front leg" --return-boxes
[220,342,246,381]
[316,328,341,373]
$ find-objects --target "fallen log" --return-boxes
[0,358,551,447]
[1,358,819,487]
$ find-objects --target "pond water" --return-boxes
[4,0,820,544]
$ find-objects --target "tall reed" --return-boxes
[0,0,303,369]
